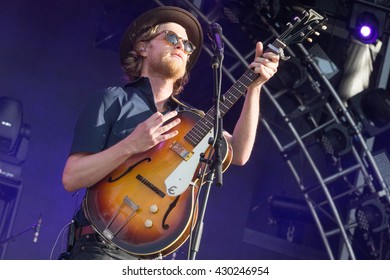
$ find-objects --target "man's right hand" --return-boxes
[126,110,181,154]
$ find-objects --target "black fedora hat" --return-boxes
[119,6,203,71]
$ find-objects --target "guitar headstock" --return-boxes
[280,9,328,46]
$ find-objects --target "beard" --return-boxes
[148,50,187,80]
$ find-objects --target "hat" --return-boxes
[119,6,203,71]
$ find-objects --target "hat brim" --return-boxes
[119,6,203,71]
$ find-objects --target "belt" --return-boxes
[76,224,96,239]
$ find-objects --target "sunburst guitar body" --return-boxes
[84,110,232,259]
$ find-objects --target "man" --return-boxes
[61,6,279,259]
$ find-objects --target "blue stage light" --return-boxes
[355,12,379,44]
[349,2,386,45]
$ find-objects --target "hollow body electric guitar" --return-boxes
[84,9,327,259]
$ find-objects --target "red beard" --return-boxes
[148,50,187,80]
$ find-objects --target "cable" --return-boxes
[49,222,71,260]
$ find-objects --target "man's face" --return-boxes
[144,22,190,80]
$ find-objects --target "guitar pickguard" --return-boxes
[165,129,214,196]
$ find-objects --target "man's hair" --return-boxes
[122,25,190,95]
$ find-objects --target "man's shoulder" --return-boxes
[101,86,128,97]
[89,86,129,103]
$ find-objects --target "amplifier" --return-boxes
[0,161,21,183]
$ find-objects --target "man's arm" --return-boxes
[62,111,181,192]
[225,42,279,165]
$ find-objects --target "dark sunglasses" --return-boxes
[155,30,196,55]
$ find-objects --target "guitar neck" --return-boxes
[184,39,286,147]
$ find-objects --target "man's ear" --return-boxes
[137,42,147,57]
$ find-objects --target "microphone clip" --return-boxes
[207,23,224,67]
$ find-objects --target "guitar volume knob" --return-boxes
[145,219,153,228]
[150,204,158,213]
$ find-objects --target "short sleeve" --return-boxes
[69,87,126,155]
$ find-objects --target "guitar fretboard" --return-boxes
[184,39,285,147]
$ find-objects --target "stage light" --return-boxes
[0,96,30,164]
[349,3,386,44]
[320,123,352,157]
[355,197,388,233]
[348,88,390,137]
[360,25,373,38]
[0,97,23,155]
[355,12,379,44]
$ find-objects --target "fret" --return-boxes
[185,127,201,141]
[183,134,194,146]
[232,80,246,92]
[220,103,229,114]
[197,123,209,135]
[190,127,204,139]
[204,114,214,126]
[223,96,234,107]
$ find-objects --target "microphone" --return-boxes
[33,215,42,243]
[207,23,224,56]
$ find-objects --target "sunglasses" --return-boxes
[155,30,196,55]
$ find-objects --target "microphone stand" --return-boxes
[0,223,37,245]
[188,46,224,260]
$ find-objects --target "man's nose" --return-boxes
[174,39,185,51]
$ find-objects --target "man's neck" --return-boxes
[148,76,176,112]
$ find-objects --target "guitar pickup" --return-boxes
[170,141,193,161]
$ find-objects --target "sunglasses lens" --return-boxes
[166,32,178,45]
[183,42,194,54]
[165,32,194,54]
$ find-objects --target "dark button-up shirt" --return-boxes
[69,77,199,225]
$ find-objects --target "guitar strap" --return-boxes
[169,95,205,117]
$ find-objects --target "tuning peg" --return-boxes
[307,38,313,43]
[322,25,327,31]
[286,22,293,28]
[315,31,320,36]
